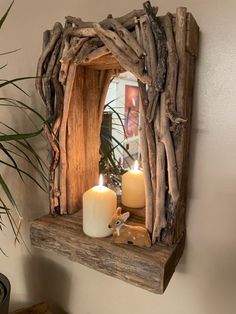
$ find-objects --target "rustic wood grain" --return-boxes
[65,7,158,31]
[30,212,185,294]
[66,66,103,213]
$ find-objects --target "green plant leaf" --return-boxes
[0,48,20,56]
[0,198,21,244]
[0,97,46,122]
[0,247,7,257]
[0,160,47,192]
[0,128,43,142]
[0,174,18,212]
[0,123,48,172]
[0,0,14,29]
[105,106,126,137]
[0,143,24,180]
[0,77,34,96]
[102,133,134,161]
[5,145,48,184]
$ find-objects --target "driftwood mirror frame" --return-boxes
[32,1,199,293]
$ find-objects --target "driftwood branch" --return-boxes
[79,46,110,64]
[44,124,60,214]
[143,1,167,91]
[59,63,77,214]
[175,7,187,187]
[74,38,103,64]
[43,38,62,117]
[152,140,166,242]
[108,18,146,58]
[65,6,158,30]
[160,93,179,205]
[93,23,151,84]
[36,22,63,105]
[93,24,140,64]
[139,15,159,122]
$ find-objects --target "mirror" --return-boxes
[100,72,141,186]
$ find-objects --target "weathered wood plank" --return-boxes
[66,66,111,213]
[30,212,185,294]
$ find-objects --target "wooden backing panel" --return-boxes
[66,66,101,213]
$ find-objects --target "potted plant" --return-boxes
[0,274,10,314]
[0,2,47,313]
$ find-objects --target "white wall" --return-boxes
[0,0,236,313]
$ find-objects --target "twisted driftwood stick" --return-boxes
[43,38,62,117]
[143,1,167,92]
[44,124,60,214]
[134,18,154,233]
[108,18,146,58]
[175,7,187,187]
[65,6,158,30]
[160,92,179,205]
[139,15,158,122]
[152,139,166,242]
[93,23,151,84]
[59,37,87,85]
[79,46,110,64]
[36,23,63,105]
[59,63,77,214]
[162,13,187,125]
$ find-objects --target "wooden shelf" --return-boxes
[30,212,185,294]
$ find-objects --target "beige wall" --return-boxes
[0,0,236,313]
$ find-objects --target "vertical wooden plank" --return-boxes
[66,66,101,213]
[66,67,113,213]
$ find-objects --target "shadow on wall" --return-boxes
[19,253,71,314]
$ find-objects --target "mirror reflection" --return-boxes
[100,72,141,189]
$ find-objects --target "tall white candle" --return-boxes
[83,175,117,237]
[121,160,145,208]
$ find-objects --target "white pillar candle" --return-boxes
[121,160,145,208]
[83,175,117,237]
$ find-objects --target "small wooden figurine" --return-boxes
[108,207,151,247]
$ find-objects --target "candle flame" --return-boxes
[99,174,103,187]
[133,160,139,171]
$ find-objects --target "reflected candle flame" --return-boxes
[133,160,139,171]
